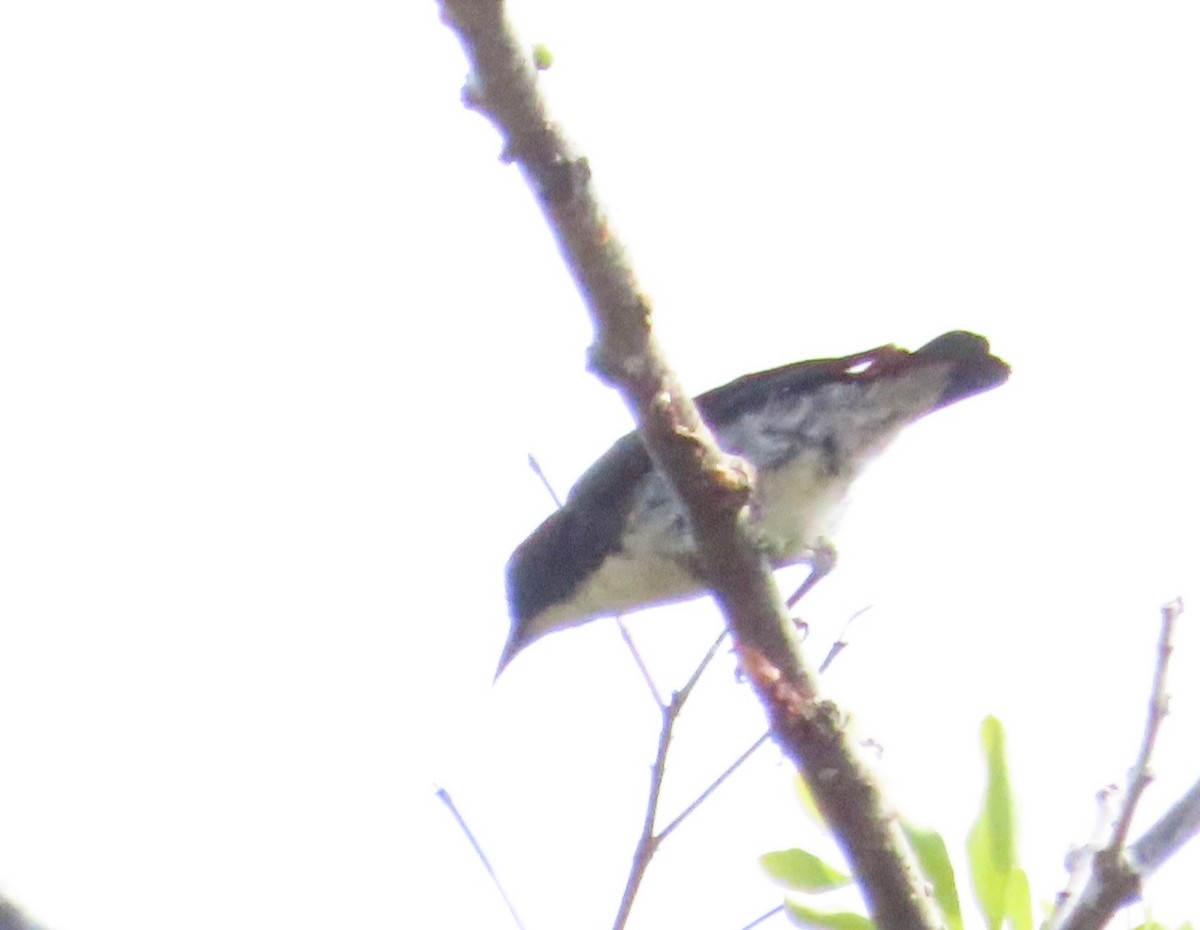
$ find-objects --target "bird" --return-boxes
[498,331,1009,676]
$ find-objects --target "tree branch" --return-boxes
[0,893,46,930]
[1130,774,1200,875]
[438,4,941,928]
[1055,775,1200,930]
[1057,599,1196,930]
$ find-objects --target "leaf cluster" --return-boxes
[761,718,1191,930]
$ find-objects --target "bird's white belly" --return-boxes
[526,448,857,638]
[524,543,704,637]
[751,447,856,562]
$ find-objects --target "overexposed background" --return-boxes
[2,2,1198,929]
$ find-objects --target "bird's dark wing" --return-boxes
[694,346,893,427]
[506,433,650,625]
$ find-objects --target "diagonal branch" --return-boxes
[1130,774,1200,875]
[437,4,941,929]
[0,893,47,930]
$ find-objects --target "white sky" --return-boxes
[2,2,1199,929]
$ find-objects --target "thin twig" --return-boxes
[785,541,838,609]
[662,606,855,844]
[818,605,871,674]
[1047,785,1120,930]
[435,786,527,930]
[526,453,563,507]
[738,903,786,930]
[613,699,676,930]
[1056,598,1190,930]
[659,732,772,843]
[1109,598,1182,850]
[681,627,731,697]
[531,446,742,917]
[616,618,666,705]
[612,627,730,929]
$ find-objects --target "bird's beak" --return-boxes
[493,627,527,682]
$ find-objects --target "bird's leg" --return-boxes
[785,539,838,609]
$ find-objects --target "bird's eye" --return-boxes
[846,360,874,375]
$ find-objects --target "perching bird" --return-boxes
[499,331,1009,675]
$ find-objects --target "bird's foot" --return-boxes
[785,538,838,609]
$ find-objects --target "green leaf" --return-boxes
[1003,867,1031,930]
[967,716,1018,930]
[532,43,553,70]
[784,901,874,930]
[903,821,962,930]
[761,848,852,892]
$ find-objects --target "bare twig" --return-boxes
[616,619,666,706]
[785,541,838,609]
[818,605,871,674]
[440,5,941,929]
[528,454,747,879]
[1048,785,1120,930]
[613,698,675,930]
[1110,598,1181,850]
[435,785,527,930]
[526,454,562,508]
[682,626,732,697]
[659,732,772,844]
[531,445,893,923]
[662,605,865,843]
[738,903,786,930]
[529,456,754,912]
[1057,598,1193,930]
[613,627,729,929]
[531,446,847,907]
